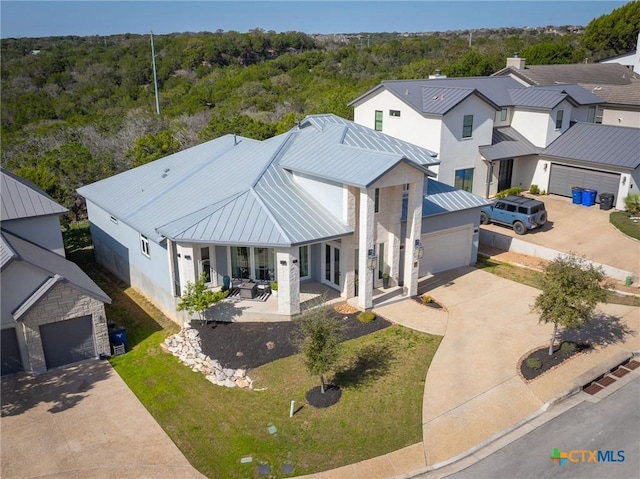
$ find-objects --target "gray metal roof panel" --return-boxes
[422,178,492,217]
[0,232,17,269]
[542,123,640,170]
[479,126,541,161]
[2,230,111,304]
[530,84,604,105]
[1,168,67,221]
[507,88,567,109]
[420,86,477,115]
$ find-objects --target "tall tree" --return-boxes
[532,253,609,355]
[583,1,640,56]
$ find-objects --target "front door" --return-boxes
[323,243,340,289]
[498,159,513,192]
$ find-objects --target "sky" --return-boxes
[0,1,628,39]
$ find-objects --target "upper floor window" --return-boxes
[374,188,380,213]
[375,110,383,131]
[555,110,564,130]
[389,109,401,117]
[595,107,604,124]
[587,106,596,123]
[462,115,473,138]
[500,108,508,121]
[454,168,474,193]
[140,234,150,257]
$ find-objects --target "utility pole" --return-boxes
[151,31,161,115]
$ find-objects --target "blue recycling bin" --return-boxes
[571,187,583,204]
[109,326,128,349]
[582,189,597,207]
[223,275,231,290]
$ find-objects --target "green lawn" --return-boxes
[610,211,640,241]
[73,247,440,478]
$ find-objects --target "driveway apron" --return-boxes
[1,359,205,479]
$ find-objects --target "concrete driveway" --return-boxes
[1,359,205,479]
[480,194,639,280]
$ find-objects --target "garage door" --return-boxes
[40,316,95,369]
[1,328,23,375]
[420,225,473,275]
[548,164,620,200]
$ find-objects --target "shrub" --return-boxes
[560,341,577,354]
[624,193,640,214]
[357,311,376,323]
[421,293,432,304]
[540,189,546,195]
[529,184,540,195]
[270,281,278,291]
[495,186,523,199]
[526,357,542,370]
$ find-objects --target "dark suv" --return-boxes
[480,195,547,235]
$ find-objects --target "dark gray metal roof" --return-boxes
[1,168,67,221]
[422,178,491,217]
[542,123,640,170]
[420,86,478,115]
[0,233,16,269]
[479,126,541,161]
[1,230,111,305]
[529,84,603,105]
[495,62,638,86]
[507,88,569,109]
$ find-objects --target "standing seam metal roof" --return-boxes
[1,168,67,221]
[479,127,541,161]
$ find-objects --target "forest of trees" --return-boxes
[1,1,638,223]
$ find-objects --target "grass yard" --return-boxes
[475,256,640,307]
[69,242,440,478]
[610,211,640,241]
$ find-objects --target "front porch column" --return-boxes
[342,185,358,299]
[357,187,375,310]
[403,180,422,297]
[276,247,300,315]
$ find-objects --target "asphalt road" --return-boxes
[445,376,640,479]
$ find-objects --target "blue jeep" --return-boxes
[480,195,547,235]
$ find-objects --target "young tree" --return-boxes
[532,253,609,355]
[177,273,228,323]
[296,302,344,394]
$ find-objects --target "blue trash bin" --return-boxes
[109,326,128,349]
[223,275,231,290]
[571,187,583,204]
[582,189,597,207]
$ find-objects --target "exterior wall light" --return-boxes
[414,240,424,260]
[367,249,378,271]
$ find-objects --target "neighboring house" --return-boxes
[1,169,111,375]
[494,55,640,128]
[597,32,640,73]
[77,114,488,323]
[349,76,617,200]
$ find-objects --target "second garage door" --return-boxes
[548,164,620,200]
[420,225,473,275]
[40,316,95,369]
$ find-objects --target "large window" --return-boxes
[555,110,564,130]
[375,110,383,131]
[500,108,508,121]
[200,247,211,282]
[140,234,150,257]
[462,115,473,138]
[253,248,275,281]
[454,168,474,192]
[374,188,380,213]
[587,106,596,123]
[230,246,250,279]
[595,107,604,124]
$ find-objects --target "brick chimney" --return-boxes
[506,52,526,70]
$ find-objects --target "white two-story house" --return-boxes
[350,76,638,209]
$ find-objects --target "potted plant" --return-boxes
[270,281,278,298]
[382,272,390,289]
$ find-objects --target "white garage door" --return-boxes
[420,225,473,276]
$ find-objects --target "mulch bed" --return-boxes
[305,385,342,408]
[193,309,390,370]
[520,342,592,380]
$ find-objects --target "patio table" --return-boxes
[238,282,257,299]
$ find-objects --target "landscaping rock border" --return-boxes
[162,323,253,389]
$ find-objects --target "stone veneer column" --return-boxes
[276,247,300,315]
[403,180,423,297]
[357,187,375,310]
[342,185,358,299]
[20,282,109,373]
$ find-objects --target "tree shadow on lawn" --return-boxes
[557,312,635,348]
[334,342,395,389]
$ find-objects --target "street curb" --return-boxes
[408,351,639,478]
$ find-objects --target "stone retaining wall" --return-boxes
[163,324,253,388]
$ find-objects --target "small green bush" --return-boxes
[560,341,577,354]
[624,192,640,214]
[526,357,542,370]
[540,189,546,195]
[357,311,376,323]
[495,186,523,199]
[270,282,278,291]
[529,184,540,195]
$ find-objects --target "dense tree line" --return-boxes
[1,6,633,220]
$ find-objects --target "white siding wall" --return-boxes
[601,108,640,128]
[546,100,573,146]
[439,95,496,195]
[511,109,552,147]
[291,172,344,219]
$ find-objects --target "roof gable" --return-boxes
[1,168,67,221]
